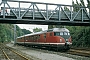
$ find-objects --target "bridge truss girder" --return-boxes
[0,0,90,26]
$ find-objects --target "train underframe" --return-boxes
[16,42,71,51]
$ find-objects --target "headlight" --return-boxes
[60,39,62,42]
[66,42,70,45]
[66,39,68,42]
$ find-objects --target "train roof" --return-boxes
[17,31,47,39]
[17,28,69,38]
[47,28,69,32]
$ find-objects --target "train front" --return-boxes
[53,28,72,50]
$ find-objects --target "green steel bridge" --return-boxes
[0,0,90,26]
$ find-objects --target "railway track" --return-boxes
[67,49,90,57]
[6,43,90,60]
[24,45,90,57]
[22,44,90,57]
[71,47,90,51]
[0,43,31,60]
[31,46,90,57]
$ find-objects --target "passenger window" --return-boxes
[32,37,33,40]
[44,33,46,38]
[37,35,40,39]
[29,37,31,40]
[35,36,37,40]
[30,37,32,40]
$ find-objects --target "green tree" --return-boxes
[0,24,6,42]
[0,24,32,43]
[64,6,69,11]
[33,28,42,32]
[21,29,32,35]
[48,25,64,29]
[80,0,85,6]
[66,26,90,47]
[72,0,82,12]
[16,25,24,37]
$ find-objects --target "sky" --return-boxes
[0,0,88,32]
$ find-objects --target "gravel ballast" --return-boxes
[6,43,90,60]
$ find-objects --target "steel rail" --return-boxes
[1,49,10,60]
[3,44,30,60]
[68,49,90,57]
[10,49,30,60]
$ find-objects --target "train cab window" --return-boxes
[54,32,60,36]
[60,32,63,35]
[64,32,67,35]
[35,36,37,40]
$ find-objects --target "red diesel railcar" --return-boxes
[16,28,72,51]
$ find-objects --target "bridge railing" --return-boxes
[0,0,90,22]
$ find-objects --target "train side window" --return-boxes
[35,36,37,40]
[32,36,33,40]
[44,33,46,38]
[37,35,40,39]
[33,36,35,40]
[24,37,26,40]
[33,36,34,40]
[31,37,32,40]
[29,37,31,40]
[31,36,33,40]
[27,37,28,40]
[34,36,36,40]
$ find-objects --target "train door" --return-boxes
[24,36,26,45]
[44,33,46,43]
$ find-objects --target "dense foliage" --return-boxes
[66,26,90,47]
[21,29,32,35]
[0,24,31,43]
[33,27,42,32]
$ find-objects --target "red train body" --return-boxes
[16,28,72,51]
